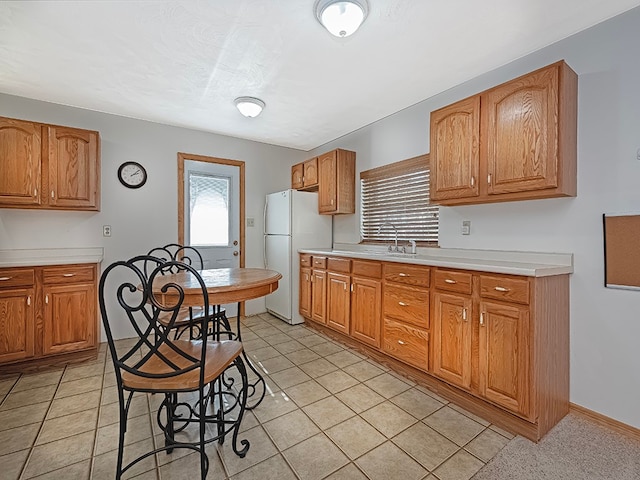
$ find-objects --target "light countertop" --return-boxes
[299,244,573,277]
[0,248,104,268]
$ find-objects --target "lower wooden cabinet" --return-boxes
[350,275,381,348]
[0,263,98,369]
[299,266,312,318]
[327,272,350,334]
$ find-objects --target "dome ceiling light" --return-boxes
[234,97,265,118]
[314,0,369,38]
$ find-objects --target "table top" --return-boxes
[151,267,282,305]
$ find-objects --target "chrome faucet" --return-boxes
[377,223,400,252]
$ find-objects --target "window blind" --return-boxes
[360,154,439,244]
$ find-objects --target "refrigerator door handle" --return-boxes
[263,196,268,235]
[263,235,268,268]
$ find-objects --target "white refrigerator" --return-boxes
[264,189,333,324]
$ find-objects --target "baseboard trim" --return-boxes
[570,402,640,442]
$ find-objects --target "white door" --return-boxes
[183,159,240,316]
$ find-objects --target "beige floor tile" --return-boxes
[0,423,40,456]
[284,326,317,339]
[246,345,281,363]
[414,384,450,404]
[249,325,281,338]
[342,360,385,382]
[217,425,278,476]
[390,387,445,420]
[36,408,98,445]
[62,362,106,383]
[0,375,19,395]
[0,401,49,431]
[0,448,30,480]
[326,415,386,459]
[364,372,412,399]
[257,355,295,375]
[230,453,297,480]
[432,449,484,480]
[298,358,339,378]
[270,366,312,390]
[12,370,63,392]
[302,396,355,430]
[335,384,385,414]
[29,459,91,480]
[101,385,119,405]
[92,438,157,479]
[296,333,327,348]
[309,342,344,357]
[158,450,224,480]
[251,391,298,423]
[323,463,369,479]
[152,432,197,466]
[242,338,270,352]
[392,422,459,471]
[423,406,485,447]
[325,350,362,368]
[315,370,359,394]
[238,410,259,433]
[355,441,427,480]
[99,394,149,427]
[283,433,349,480]
[489,424,516,439]
[22,430,94,478]
[285,380,331,407]
[285,348,321,365]
[0,384,57,410]
[448,403,491,427]
[464,428,510,462]
[54,375,103,399]
[263,409,320,450]
[273,339,305,354]
[361,401,417,438]
[95,414,153,455]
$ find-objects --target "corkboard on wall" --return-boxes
[603,214,640,290]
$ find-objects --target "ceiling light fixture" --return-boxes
[234,97,265,118]
[314,0,369,38]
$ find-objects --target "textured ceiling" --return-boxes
[1,0,639,151]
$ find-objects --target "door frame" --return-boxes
[177,152,246,314]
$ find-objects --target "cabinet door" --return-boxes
[350,276,381,347]
[0,117,41,206]
[47,126,100,210]
[0,288,35,364]
[303,157,318,188]
[43,283,96,355]
[299,267,312,318]
[479,300,531,418]
[311,270,327,324]
[327,272,350,334]
[430,96,480,201]
[318,150,337,213]
[483,64,558,195]
[432,291,472,389]
[292,163,304,189]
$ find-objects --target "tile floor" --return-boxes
[0,312,514,480]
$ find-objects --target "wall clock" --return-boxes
[117,161,147,189]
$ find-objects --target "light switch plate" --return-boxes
[246,217,255,227]
[461,220,471,235]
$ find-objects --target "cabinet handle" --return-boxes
[398,273,409,277]
[480,312,484,326]
[0,277,11,281]
[470,176,475,187]
[45,294,49,304]
[51,190,55,199]
[398,340,406,345]
[344,283,347,291]
[463,308,467,321]
[398,301,407,306]
[62,273,75,277]
[487,174,492,185]
[27,296,31,306]
[350,283,354,292]
[330,199,334,205]
[305,274,309,281]
[34,188,38,197]
[494,286,509,292]
[444,279,456,284]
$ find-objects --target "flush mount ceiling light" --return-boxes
[234,97,265,118]
[314,0,369,38]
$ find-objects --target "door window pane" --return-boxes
[189,173,230,246]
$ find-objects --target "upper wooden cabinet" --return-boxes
[318,148,356,215]
[292,157,318,190]
[0,116,100,211]
[430,60,577,206]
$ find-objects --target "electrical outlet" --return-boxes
[461,220,471,235]
[246,217,255,227]
[103,225,111,237]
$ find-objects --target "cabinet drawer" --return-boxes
[382,318,429,371]
[433,269,472,294]
[312,256,327,269]
[0,268,35,288]
[480,274,530,305]
[43,265,95,285]
[352,260,381,279]
[383,284,429,328]
[384,263,430,288]
[327,257,350,273]
[300,254,312,267]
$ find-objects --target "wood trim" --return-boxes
[570,403,640,442]
[0,347,98,374]
[177,153,246,315]
[360,154,429,180]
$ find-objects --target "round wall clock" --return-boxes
[117,161,147,189]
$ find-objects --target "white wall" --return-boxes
[307,7,640,429]
[0,95,306,338]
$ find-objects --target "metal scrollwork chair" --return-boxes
[99,255,249,479]
[146,243,230,339]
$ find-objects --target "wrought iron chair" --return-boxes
[146,243,230,339]
[99,255,249,479]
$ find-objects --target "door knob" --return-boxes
[233,240,238,246]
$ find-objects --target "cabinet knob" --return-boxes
[45,294,49,304]
[398,301,407,306]
[470,176,475,187]
[0,277,11,281]
[487,174,492,185]
[463,308,467,321]
[51,190,55,199]
[62,273,75,277]
[444,279,456,284]
[494,286,509,292]
[480,312,485,326]
[397,340,406,345]
[398,273,409,277]
[27,296,31,306]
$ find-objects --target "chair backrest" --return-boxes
[99,255,210,387]
[147,244,204,275]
